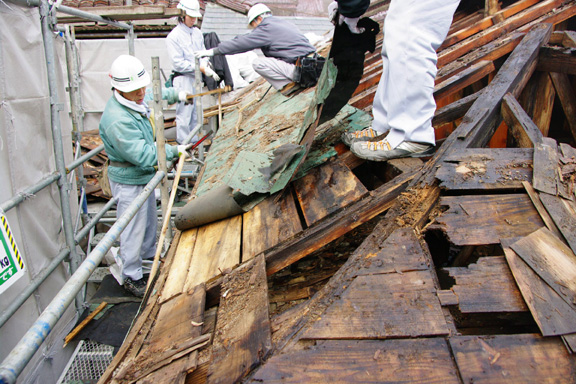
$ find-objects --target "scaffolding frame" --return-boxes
[0,1,203,382]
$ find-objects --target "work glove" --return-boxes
[203,66,221,82]
[177,143,194,157]
[178,90,192,102]
[194,49,214,59]
[328,1,338,24]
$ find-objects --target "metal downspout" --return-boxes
[39,0,84,310]
[0,173,164,384]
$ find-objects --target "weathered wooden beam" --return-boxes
[457,23,552,150]
[433,91,481,127]
[537,46,576,75]
[434,60,495,101]
[550,72,576,143]
[438,0,562,67]
[442,0,540,49]
[501,93,543,148]
[519,71,555,136]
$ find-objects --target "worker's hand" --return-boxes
[178,90,192,102]
[328,1,338,24]
[177,143,194,157]
[194,49,214,59]
[203,66,221,82]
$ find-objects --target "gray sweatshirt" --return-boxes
[214,16,316,64]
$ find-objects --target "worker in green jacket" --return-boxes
[99,54,192,297]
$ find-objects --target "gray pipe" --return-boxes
[5,0,132,29]
[0,173,59,213]
[40,0,83,310]
[0,173,163,384]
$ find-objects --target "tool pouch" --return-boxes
[294,53,326,88]
[96,160,112,198]
[165,71,183,88]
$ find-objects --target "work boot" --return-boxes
[350,139,434,162]
[123,277,147,298]
[341,126,381,146]
[280,82,301,96]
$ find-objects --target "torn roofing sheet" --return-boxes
[195,60,340,205]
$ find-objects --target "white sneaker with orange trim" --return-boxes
[341,127,380,146]
[350,139,434,161]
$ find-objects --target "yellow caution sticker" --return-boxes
[0,213,26,295]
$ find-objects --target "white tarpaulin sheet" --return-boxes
[0,3,76,383]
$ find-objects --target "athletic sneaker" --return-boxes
[350,139,434,161]
[123,277,147,298]
[341,127,380,146]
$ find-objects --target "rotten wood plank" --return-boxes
[98,232,182,384]
[501,93,544,147]
[436,148,533,190]
[265,167,418,275]
[250,339,460,383]
[242,190,302,262]
[503,242,576,336]
[444,256,528,313]
[532,138,560,196]
[450,334,576,383]
[161,228,197,303]
[510,227,576,313]
[207,255,272,384]
[302,270,449,339]
[116,285,206,383]
[522,181,563,240]
[353,227,429,276]
[432,194,544,246]
[293,159,368,226]
[183,215,242,292]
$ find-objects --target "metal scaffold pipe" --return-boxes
[0,172,164,384]
[5,0,132,30]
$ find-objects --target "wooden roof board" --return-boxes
[99,1,576,382]
[250,338,460,383]
[450,334,576,383]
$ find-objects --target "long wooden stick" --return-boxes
[145,133,212,293]
[63,301,108,347]
[146,154,186,292]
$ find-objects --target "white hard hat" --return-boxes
[247,3,271,24]
[109,55,151,93]
[177,0,202,18]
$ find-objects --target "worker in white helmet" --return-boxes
[339,0,461,161]
[194,3,316,95]
[99,55,192,297]
[166,0,221,144]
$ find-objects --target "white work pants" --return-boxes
[174,74,201,144]
[372,0,460,148]
[110,181,157,281]
[252,57,296,90]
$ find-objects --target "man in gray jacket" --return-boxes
[195,3,316,94]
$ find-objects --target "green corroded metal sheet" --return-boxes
[193,58,371,213]
[223,150,272,195]
[295,105,373,179]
